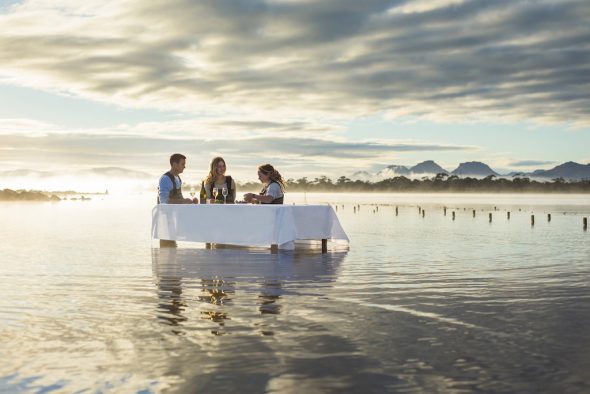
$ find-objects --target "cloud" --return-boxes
[0,132,476,179]
[509,160,556,167]
[0,118,61,134]
[0,0,588,125]
[0,115,343,139]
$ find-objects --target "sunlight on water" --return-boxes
[0,193,589,393]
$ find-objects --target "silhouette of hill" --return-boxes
[0,167,152,179]
[354,160,590,181]
[530,161,590,180]
[350,170,374,181]
[451,162,499,177]
[376,165,410,178]
[0,189,61,201]
[410,160,448,174]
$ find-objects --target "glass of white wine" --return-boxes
[222,186,228,204]
[212,187,219,203]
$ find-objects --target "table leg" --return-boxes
[321,239,327,253]
[160,239,177,248]
[270,244,278,254]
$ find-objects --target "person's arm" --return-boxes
[163,177,195,204]
[245,183,280,204]
[159,176,172,204]
[254,194,274,203]
[243,193,273,203]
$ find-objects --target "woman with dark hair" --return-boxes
[244,164,285,204]
[203,157,236,203]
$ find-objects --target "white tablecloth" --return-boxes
[151,204,349,246]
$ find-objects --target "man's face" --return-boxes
[173,159,186,174]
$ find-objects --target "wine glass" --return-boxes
[189,187,195,199]
[222,186,228,204]
[212,187,219,203]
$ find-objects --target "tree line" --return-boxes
[239,174,590,193]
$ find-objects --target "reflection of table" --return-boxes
[151,204,349,252]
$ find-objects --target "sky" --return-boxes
[1,0,589,189]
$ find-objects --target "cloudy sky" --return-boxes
[1,0,589,186]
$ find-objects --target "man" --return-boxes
[158,153,197,204]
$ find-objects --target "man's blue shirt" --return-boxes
[158,174,181,204]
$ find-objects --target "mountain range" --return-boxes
[354,161,590,181]
[0,167,152,180]
[2,163,589,187]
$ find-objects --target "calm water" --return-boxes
[1,193,589,393]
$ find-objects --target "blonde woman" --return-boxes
[244,164,285,204]
[203,157,236,203]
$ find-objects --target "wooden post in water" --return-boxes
[335,205,338,212]
[584,217,588,231]
[395,206,398,216]
[548,213,551,222]
[452,211,456,221]
[321,239,328,253]
[418,206,421,214]
[270,244,278,254]
[422,210,425,218]
[473,209,476,218]
[353,206,356,213]
[376,206,379,212]
[489,213,492,222]
[444,207,447,216]
[531,215,535,226]
[507,212,511,220]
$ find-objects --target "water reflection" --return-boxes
[150,248,377,393]
[152,247,346,337]
[258,280,282,315]
[154,250,187,335]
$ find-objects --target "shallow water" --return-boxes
[1,193,589,393]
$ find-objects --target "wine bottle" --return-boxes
[199,182,207,204]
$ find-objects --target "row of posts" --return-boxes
[337,204,588,230]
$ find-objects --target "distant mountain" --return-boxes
[410,160,448,175]
[0,169,55,178]
[452,162,499,177]
[529,161,590,180]
[76,167,152,179]
[0,167,152,180]
[354,160,589,182]
[376,165,410,178]
[350,170,374,181]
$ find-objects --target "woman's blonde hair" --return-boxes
[205,157,226,184]
[258,163,286,192]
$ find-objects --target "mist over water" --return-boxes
[0,193,589,393]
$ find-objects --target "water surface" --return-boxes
[1,193,589,393]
